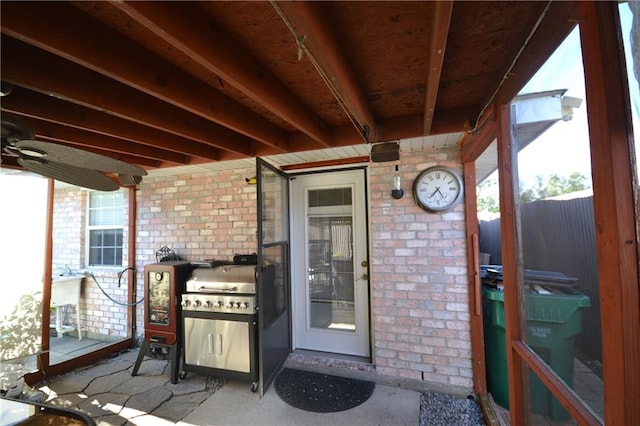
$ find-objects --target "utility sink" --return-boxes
[51,276,84,340]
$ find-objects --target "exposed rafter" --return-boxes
[110,1,332,150]
[27,117,168,168]
[272,0,378,143]
[0,1,576,175]
[422,1,453,135]
[1,1,286,154]
[2,87,220,163]
[1,37,253,159]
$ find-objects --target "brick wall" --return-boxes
[82,271,129,340]
[133,151,472,391]
[369,147,472,390]
[136,168,258,264]
[134,168,258,335]
[52,152,472,392]
[52,187,86,274]
[52,187,130,339]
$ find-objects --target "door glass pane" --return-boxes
[0,171,47,389]
[51,183,130,366]
[261,244,287,327]
[513,27,603,422]
[307,189,355,332]
[260,166,288,244]
[620,2,639,180]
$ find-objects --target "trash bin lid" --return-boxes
[480,266,578,288]
[524,269,578,287]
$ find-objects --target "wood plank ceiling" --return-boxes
[1,1,574,178]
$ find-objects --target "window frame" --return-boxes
[86,190,125,267]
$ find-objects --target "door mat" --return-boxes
[419,393,485,425]
[275,368,375,413]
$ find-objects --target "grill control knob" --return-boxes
[226,301,234,309]
[239,302,249,310]
[204,300,213,308]
[193,300,202,307]
[214,301,223,308]
[181,299,191,307]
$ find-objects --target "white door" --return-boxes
[290,169,369,357]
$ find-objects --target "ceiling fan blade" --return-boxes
[15,140,147,176]
[18,157,120,191]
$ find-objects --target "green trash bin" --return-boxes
[483,284,591,421]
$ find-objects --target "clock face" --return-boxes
[413,166,463,212]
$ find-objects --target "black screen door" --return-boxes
[256,158,291,395]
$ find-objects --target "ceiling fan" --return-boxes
[1,111,146,191]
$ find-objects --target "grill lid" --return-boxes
[186,265,257,294]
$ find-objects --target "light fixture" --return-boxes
[391,164,404,199]
[371,141,400,162]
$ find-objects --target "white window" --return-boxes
[87,191,124,266]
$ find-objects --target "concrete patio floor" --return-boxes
[34,348,421,426]
[29,340,603,425]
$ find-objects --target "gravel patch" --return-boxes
[419,393,485,426]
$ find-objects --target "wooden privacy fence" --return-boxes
[479,195,601,363]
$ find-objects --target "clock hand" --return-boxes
[429,187,441,198]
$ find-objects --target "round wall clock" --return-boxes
[412,166,463,212]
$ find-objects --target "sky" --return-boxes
[481,3,639,195]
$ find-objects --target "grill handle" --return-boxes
[198,285,238,293]
[207,333,223,355]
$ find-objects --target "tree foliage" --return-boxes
[477,172,590,213]
[520,172,590,203]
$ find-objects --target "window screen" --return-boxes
[88,191,124,266]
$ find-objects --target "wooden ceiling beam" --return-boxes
[423,1,453,135]
[1,1,289,152]
[493,1,579,105]
[23,116,180,167]
[2,87,224,162]
[111,1,332,150]
[458,2,577,164]
[273,1,378,142]
[459,103,497,163]
[0,37,265,158]
[281,156,370,171]
[292,106,474,149]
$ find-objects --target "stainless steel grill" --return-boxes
[185,264,257,294]
[182,265,257,314]
[181,264,259,391]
